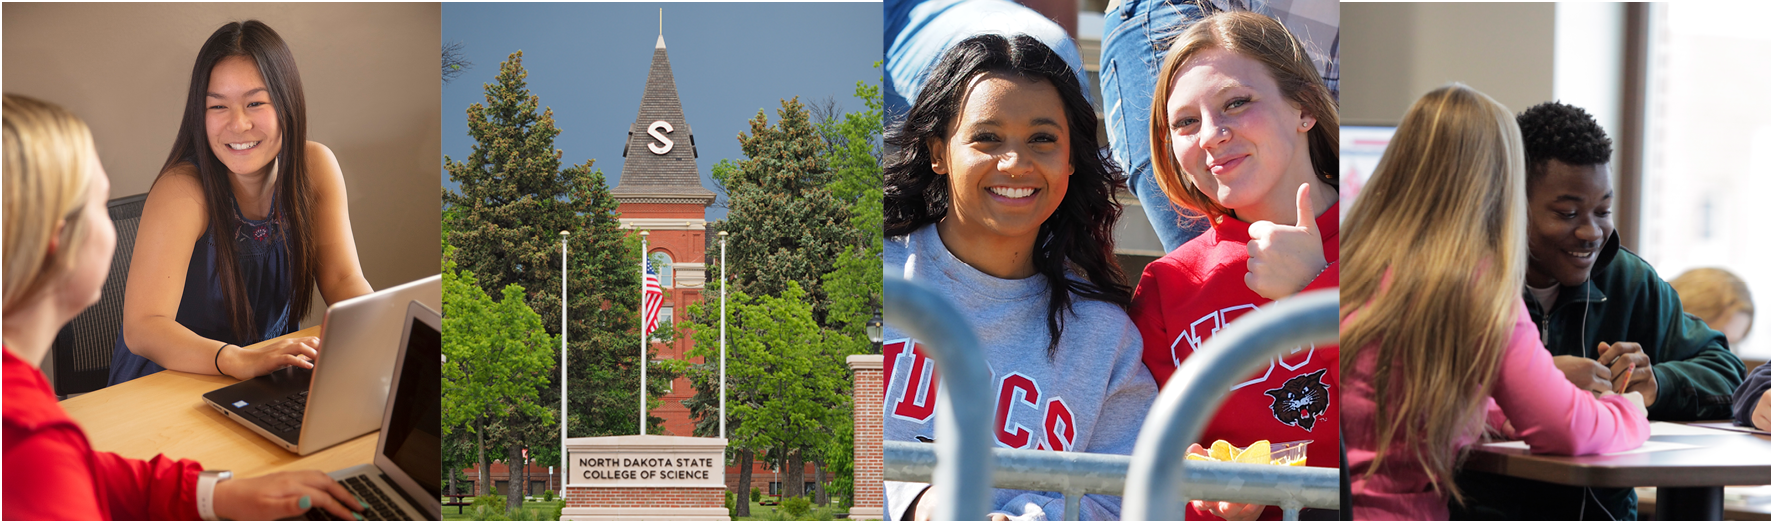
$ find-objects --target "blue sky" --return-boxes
[442,2,883,220]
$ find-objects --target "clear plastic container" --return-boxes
[1269,440,1311,466]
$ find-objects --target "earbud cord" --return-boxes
[1580,282,1617,521]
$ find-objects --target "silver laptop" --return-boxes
[203,274,441,454]
[286,300,442,521]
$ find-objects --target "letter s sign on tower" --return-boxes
[647,120,675,154]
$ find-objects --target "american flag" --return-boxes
[642,260,664,338]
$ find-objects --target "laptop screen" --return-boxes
[382,314,442,498]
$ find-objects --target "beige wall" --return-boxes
[4,3,442,323]
[1341,2,1556,124]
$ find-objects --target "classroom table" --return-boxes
[1639,493,1771,521]
[59,327,378,478]
[1465,426,1771,521]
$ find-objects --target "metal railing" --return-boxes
[882,275,1339,521]
[1123,290,1340,521]
[882,276,997,521]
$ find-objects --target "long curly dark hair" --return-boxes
[883,33,1131,357]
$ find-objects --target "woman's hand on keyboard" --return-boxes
[215,470,365,521]
[220,336,321,380]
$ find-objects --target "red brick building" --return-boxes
[609,32,715,439]
[607,31,823,502]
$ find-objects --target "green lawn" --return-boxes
[441,499,560,520]
[732,497,848,520]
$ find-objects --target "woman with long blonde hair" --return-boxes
[1339,84,1648,520]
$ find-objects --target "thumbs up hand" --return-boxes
[1245,183,1327,300]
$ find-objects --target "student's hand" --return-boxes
[1598,341,1658,406]
[1753,389,1771,431]
[1245,184,1327,300]
[1552,355,1614,394]
[219,336,320,380]
[213,470,364,521]
[1194,500,1265,521]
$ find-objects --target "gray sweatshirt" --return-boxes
[883,224,1158,521]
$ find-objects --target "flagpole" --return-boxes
[718,231,728,440]
[639,230,650,435]
[559,231,569,473]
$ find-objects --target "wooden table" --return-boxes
[1466,428,1771,521]
[60,327,377,478]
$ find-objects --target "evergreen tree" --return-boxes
[716,97,863,324]
[443,50,668,446]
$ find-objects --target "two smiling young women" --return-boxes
[881,11,1337,521]
[3,21,370,520]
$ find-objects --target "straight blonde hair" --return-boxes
[1340,84,1526,503]
[1671,267,1754,341]
[3,94,97,311]
[1149,10,1338,223]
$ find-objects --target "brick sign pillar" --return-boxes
[848,354,884,520]
[562,435,729,520]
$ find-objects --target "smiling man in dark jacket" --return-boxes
[1451,101,1746,521]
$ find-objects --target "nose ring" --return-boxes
[1218,126,1230,135]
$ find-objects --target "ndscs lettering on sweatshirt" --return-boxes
[885,339,1082,451]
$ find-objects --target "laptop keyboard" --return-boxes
[242,390,307,434]
[303,475,414,521]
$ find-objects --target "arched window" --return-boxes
[649,251,674,288]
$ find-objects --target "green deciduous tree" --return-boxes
[720,283,849,502]
[441,248,555,503]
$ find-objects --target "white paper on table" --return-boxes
[1649,421,1731,436]
[1686,421,1771,436]
[1481,439,1699,455]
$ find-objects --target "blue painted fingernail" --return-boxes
[354,513,364,521]
[299,496,311,509]
[359,499,369,509]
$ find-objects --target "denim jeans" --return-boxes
[884,0,1091,124]
[1100,0,1212,253]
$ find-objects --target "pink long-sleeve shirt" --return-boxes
[1344,297,1651,521]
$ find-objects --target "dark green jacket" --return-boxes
[1451,232,1746,521]
[1521,232,1745,421]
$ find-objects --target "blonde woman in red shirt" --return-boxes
[1127,11,1339,521]
[2,95,365,521]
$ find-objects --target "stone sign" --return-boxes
[563,435,729,521]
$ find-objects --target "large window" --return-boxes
[650,251,674,288]
[1639,3,1771,360]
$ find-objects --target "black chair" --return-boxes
[49,193,147,398]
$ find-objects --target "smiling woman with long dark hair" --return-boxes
[109,20,373,385]
[880,33,1155,521]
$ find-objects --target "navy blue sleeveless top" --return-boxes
[108,191,295,385]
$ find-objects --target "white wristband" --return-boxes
[197,470,232,521]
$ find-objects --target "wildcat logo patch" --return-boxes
[1264,369,1330,431]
